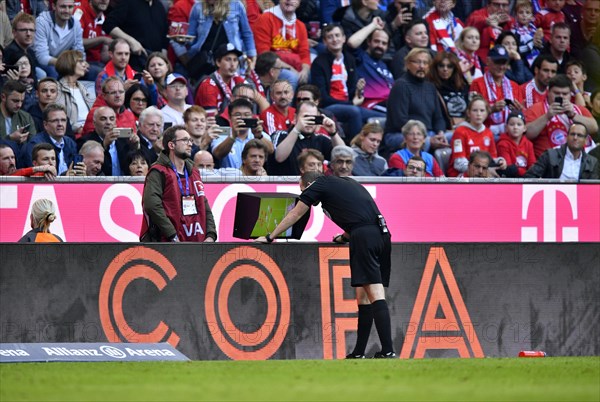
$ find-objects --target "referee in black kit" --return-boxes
[256,171,395,358]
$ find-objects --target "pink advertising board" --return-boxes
[1,182,598,242]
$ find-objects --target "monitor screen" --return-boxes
[233,193,310,240]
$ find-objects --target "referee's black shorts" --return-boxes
[349,225,391,287]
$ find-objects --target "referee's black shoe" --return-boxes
[373,351,396,358]
[345,353,366,359]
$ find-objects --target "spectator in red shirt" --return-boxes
[520,54,559,108]
[496,111,536,177]
[82,76,137,137]
[253,0,310,89]
[469,45,523,139]
[535,0,567,42]
[73,0,112,69]
[525,74,598,158]
[466,0,514,60]
[260,79,296,135]
[95,38,139,95]
[447,95,507,177]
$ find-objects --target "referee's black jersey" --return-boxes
[298,176,383,233]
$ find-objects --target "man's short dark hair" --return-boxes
[569,122,588,136]
[405,19,429,38]
[1,80,27,97]
[408,155,425,165]
[367,28,390,42]
[232,83,255,97]
[532,54,559,71]
[296,84,321,103]
[42,103,67,121]
[322,23,344,39]
[255,52,279,76]
[109,38,129,53]
[37,77,59,90]
[228,98,254,116]
[548,74,572,90]
[32,143,55,163]
[242,139,268,160]
[162,125,187,152]
[296,101,319,116]
[565,59,587,75]
[551,22,571,34]
[469,150,492,165]
[301,170,324,187]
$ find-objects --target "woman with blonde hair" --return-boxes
[18,199,63,242]
[350,123,388,176]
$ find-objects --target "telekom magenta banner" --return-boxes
[0,182,598,242]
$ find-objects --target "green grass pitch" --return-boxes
[1,357,598,401]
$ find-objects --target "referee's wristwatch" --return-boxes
[265,233,274,243]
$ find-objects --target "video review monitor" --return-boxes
[233,193,310,240]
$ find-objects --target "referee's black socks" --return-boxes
[352,304,373,355]
[372,299,394,354]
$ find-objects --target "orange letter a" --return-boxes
[400,247,484,359]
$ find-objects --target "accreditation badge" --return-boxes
[182,196,198,216]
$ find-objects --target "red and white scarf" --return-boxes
[484,71,514,134]
[543,101,589,148]
[457,49,483,80]
[213,71,235,101]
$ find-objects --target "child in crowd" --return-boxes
[456,27,483,84]
[447,95,507,176]
[496,111,536,177]
[565,60,591,109]
[510,0,544,67]
[535,0,566,41]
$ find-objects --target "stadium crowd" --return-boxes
[1,0,599,180]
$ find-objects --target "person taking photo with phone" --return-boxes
[78,106,140,176]
[211,98,271,169]
[524,74,598,158]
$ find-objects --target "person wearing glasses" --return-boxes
[403,155,427,177]
[141,125,217,243]
[388,120,445,177]
[22,103,77,174]
[4,13,40,81]
[465,0,514,60]
[78,106,140,176]
[124,83,151,124]
[211,98,271,169]
[524,74,598,159]
[384,48,448,157]
[524,122,599,179]
[81,76,137,137]
[161,73,192,126]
